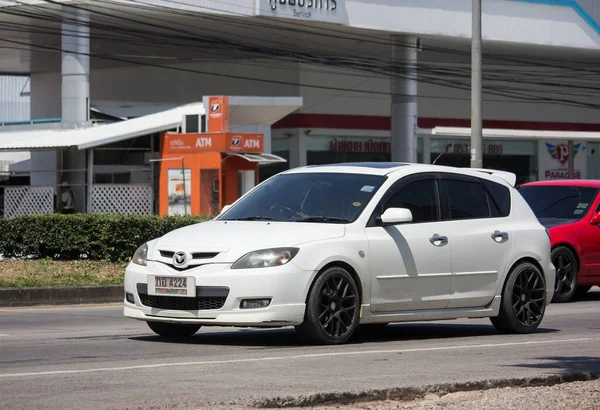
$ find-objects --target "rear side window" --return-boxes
[443,177,490,220]
[482,179,511,217]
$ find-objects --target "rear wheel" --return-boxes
[295,266,360,345]
[491,261,546,334]
[147,321,201,338]
[551,246,578,303]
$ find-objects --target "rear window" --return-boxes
[518,185,599,220]
[482,179,511,217]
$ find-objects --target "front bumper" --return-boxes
[123,260,312,327]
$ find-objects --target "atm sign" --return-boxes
[164,133,264,154]
[227,135,263,152]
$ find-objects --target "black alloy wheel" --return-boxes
[296,266,360,345]
[551,246,578,303]
[491,261,546,334]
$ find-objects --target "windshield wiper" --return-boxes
[296,216,351,223]
[226,216,280,221]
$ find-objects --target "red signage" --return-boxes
[207,96,229,133]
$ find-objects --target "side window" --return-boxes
[444,177,490,220]
[482,179,511,217]
[384,178,440,223]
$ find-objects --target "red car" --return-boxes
[518,180,600,303]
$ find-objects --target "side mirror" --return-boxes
[219,204,232,215]
[379,207,413,226]
[591,211,600,225]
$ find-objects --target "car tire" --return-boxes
[147,321,201,338]
[551,246,579,303]
[295,266,360,345]
[490,261,546,334]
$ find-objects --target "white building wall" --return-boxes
[346,0,600,48]
[0,75,30,122]
[297,62,600,124]
[29,54,600,127]
[89,59,300,105]
[30,72,61,119]
[298,64,391,116]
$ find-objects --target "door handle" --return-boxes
[491,230,509,241]
[429,234,448,246]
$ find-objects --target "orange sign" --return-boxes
[164,132,264,154]
[207,96,229,133]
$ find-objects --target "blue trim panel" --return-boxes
[512,0,600,37]
[0,118,61,126]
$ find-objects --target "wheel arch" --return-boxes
[304,260,364,306]
[551,242,580,271]
[499,257,546,301]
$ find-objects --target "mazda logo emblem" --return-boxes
[172,251,190,267]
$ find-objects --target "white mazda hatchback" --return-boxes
[124,162,555,344]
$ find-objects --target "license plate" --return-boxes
[148,275,195,297]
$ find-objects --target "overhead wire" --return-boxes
[1,0,600,111]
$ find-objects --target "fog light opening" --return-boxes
[240,298,271,309]
[126,292,135,304]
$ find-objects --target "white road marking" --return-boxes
[0,337,596,379]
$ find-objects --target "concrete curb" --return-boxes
[256,372,600,408]
[0,285,123,307]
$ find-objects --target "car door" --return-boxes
[365,173,452,313]
[439,173,514,309]
[579,194,600,282]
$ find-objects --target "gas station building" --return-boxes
[2,0,600,217]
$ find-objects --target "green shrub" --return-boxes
[0,214,211,262]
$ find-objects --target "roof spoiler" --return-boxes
[470,168,517,187]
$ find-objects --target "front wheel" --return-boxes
[147,321,201,338]
[295,266,360,345]
[491,261,546,334]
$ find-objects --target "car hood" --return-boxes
[149,220,346,263]
[538,218,577,229]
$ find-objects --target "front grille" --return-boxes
[159,250,221,259]
[136,283,228,311]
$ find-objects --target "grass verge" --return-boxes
[0,259,125,288]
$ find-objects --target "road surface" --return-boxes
[1,290,599,409]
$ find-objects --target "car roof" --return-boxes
[282,162,515,185]
[520,180,600,188]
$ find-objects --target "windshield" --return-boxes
[219,172,387,223]
[518,185,599,220]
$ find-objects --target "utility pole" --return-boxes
[471,0,483,168]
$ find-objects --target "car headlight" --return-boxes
[132,243,148,266]
[231,247,299,270]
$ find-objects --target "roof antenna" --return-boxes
[432,151,445,165]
